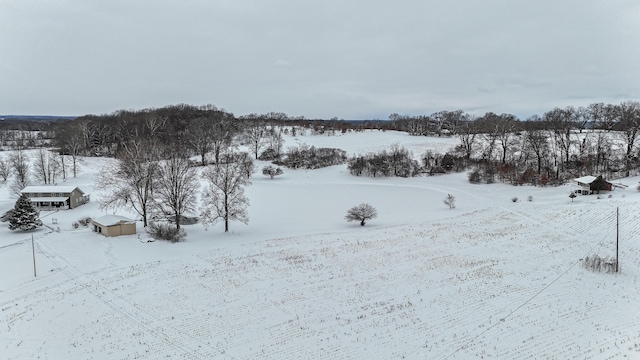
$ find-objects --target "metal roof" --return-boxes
[21,185,82,194]
[574,176,597,184]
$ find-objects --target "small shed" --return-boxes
[92,215,136,237]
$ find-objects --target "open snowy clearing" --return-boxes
[1,131,640,359]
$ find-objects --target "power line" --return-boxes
[409,206,617,359]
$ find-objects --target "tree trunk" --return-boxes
[224,193,229,232]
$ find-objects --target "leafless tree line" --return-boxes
[420,102,640,184]
[4,101,640,189]
[0,148,72,196]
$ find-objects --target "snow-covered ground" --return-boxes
[1,130,640,359]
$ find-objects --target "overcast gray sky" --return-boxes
[1,0,639,119]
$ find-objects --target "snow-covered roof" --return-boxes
[28,197,69,202]
[21,185,82,194]
[92,215,136,227]
[574,176,597,184]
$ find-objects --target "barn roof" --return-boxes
[574,176,597,184]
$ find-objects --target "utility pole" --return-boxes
[616,207,619,273]
[32,235,37,277]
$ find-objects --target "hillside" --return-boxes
[1,131,639,359]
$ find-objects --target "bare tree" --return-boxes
[443,193,456,209]
[545,106,577,173]
[524,125,550,175]
[57,153,67,181]
[154,155,199,230]
[243,120,268,159]
[235,151,255,179]
[55,121,84,178]
[9,149,30,196]
[457,120,480,165]
[33,149,61,185]
[188,116,215,166]
[191,110,238,165]
[96,140,160,227]
[0,156,11,184]
[585,103,615,173]
[495,114,518,164]
[345,203,378,226]
[265,126,285,158]
[477,112,501,162]
[201,153,251,232]
[144,113,167,138]
[212,114,237,165]
[616,101,640,177]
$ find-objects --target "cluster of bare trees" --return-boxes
[426,102,640,185]
[96,137,255,237]
[348,144,420,177]
[389,110,469,137]
[53,104,240,161]
[49,105,295,167]
[274,145,346,170]
[0,148,72,196]
[4,100,640,194]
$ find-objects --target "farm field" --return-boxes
[1,130,640,359]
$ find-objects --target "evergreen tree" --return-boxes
[8,194,43,231]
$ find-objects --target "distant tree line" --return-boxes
[2,101,640,187]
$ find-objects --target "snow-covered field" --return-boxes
[1,130,640,359]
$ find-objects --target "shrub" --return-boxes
[258,148,280,161]
[72,221,80,229]
[582,254,617,273]
[468,170,481,184]
[262,165,284,179]
[147,222,186,243]
[77,217,92,227]
[527,196,533,202]
[429,166,446,176]
[511,197,518,203]
[277,144,347,169]
[348,145,420,178]
[443,194,456,209]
